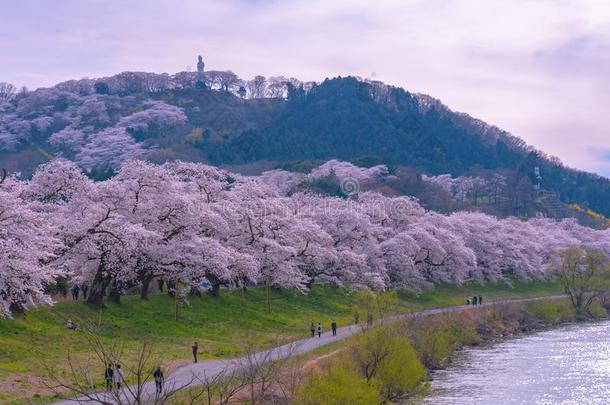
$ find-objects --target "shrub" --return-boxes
[375,340,425,401]
[295,364,379,405]
[523,300,576,325]
[413,325,454,369]
[412,314,480,369]
[348,325,426,401]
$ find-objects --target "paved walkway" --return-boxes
[52,294,566,404]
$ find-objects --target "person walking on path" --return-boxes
[157,279,164,292]
[317,322,322,338]
[310,322,315,338]
[115,364,124,389]
[153,366,164,394]
[478,295,483,305]
[331,321,337,336]
[71,284,80,301]
[192,342,198,363]
[104,364,114,391]
[80,283,88,300]
[472,296,478,305]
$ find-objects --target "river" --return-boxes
[413,320,610,405]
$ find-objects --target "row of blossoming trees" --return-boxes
[2,159,610,318]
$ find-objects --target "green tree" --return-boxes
[375,338,425,401]
[551,247,610,315]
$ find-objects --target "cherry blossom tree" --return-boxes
[4,158,610,317]
[0,173,62,317]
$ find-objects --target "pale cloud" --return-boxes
[1,0,610,175]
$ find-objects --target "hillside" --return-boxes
[1,73,609,218]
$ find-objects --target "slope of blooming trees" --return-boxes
[2,159,610,317]
[0,71,309,173]
[0,85,187,172]
[258,160,389,196]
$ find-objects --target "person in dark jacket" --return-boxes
[71,284,80,301]
[192,342,198,363]
[80,283,88,299]
[310,322,315,337]
[157,279,164,292]
[331,321,337,336]
[472,296,478,305]
[153,366,164,394]
[104,364,114,391]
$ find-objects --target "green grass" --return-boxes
[0,279,563,404]
[400,278,563,308]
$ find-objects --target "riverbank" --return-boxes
[0,280,563,404]
[417,320,610,404]
[293,297,608,404]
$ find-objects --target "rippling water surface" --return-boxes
[412,321,610,405]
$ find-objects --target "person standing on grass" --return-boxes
[192,342,198,363]
[317,322,322,338]
[104,364,114,391]
[478,295,483,305]
[153,366,164,394]
[331,320,337,336]
[115,364,124,389]
[157,279,164,292]
[80,283,88,300]
[310,322,315,337]
[71,284,80,301]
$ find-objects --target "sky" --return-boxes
[1,0,610,176]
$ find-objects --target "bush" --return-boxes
[586,300,608,319]
[295,365,379,405]
[348,325,426,401]
[413,325,454,369]
[523,300,576,325]
[412,314,480,369]
[375,340,425,401]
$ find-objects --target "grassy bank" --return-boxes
[0,279,562,404]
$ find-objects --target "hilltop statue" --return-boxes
[197,55,205,74]
[196,55,206,89]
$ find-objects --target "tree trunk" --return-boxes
[207,274,221,297]
[167,279,176,298]
[140,275,152,300]
[87,261,109,308]
[189,286,202,297]
[108,280,122,304]
[266,281,271,313]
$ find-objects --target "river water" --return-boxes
[413,320,610,405]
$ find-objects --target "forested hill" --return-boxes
[1,73,609,217]
[208,77,609,217]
